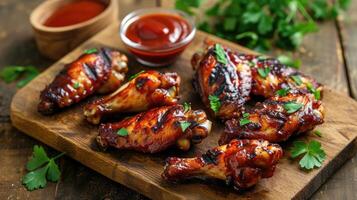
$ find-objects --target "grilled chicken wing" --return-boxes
[192,45,251,120]
[84,70,180,124]
[96,104,212,153]
[220,90,324,144]
[162,139,283,190]
[38,48,128,115]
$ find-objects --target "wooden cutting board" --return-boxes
[10,23,357,200]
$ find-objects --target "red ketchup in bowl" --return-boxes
[120,9,196,67]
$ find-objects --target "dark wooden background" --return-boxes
[0,0,356,199]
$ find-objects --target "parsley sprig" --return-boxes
[117,128,129,137]
[283,101,303,114]
[208,95,221,114]
[276,87,290,97]
[0,66,40,88]
[22,145,65,191]
[290,140,326,170]
[84,48,98,54]
[239,113,251,126]
[257,67,270,78]
[180,121,191,132]
[214,44,227,64]
[183,102,191,113]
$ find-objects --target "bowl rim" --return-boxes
[30,0,115,32]
[119,7,196,53]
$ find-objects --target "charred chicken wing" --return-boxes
[192,44,251,120]
[96,104,212,153]
[38,48,128,115]
[221,90,324,144]
[84,70,180,124]
[162,139,283,190]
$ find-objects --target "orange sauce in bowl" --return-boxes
[43,0,106,27]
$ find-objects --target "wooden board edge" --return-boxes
[9,106,185,200]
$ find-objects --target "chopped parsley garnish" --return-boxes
[183,102,191,113]
[313,130,322,137]
[283,102,303,114]
[180,121,191,132]
[0,65,40,88]
[73,82,80,89]
[116,128,128,137]
[84,48,98,54]
[239,113,251,126]
[257,67,271,78]
[307,82,321,100]
[290,140,326,170]
[22,145,65,191]
[214,44,227,65]
[208,95,221,114]
[291,75,302,86]
[129,70,145,81]
[276,87,290,96]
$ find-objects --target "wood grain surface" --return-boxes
[1,0,357,199]
[10,23,357,200]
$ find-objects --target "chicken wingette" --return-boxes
[84,70,180,124]
[162,139,283,190]
[96,104,212,153]
[38,48,128,115]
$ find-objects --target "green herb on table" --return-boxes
[84,48,97,54]
[283,102,303,114]
[22,145,65,191]
[257,67,270,78]
[239,113,251,126]
[291,75,303,86]
[183,102,191,113]
[208,95,221,114]
[313,130,322,137]
[176,0,350,52]
[129,70,145,81]
[276,87,290,97]
[290,140,326,170]
[214,44,227,65]
[180,121,191,132]
[0,66,40,88]
[277,55,301,69]
[116,128,128,137]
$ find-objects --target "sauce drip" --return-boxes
[44,0,106,27]
[125,13,191,49]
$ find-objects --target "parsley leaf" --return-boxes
[0,66,40,88]
[116,128,128,137]
[257,67,271,78]
[291,75,303,86]
[84,48,97,54]
[183,102,191,113]
[290,140,326,170]
[129,70,145,81]
[239,113,251,126]
[307,82,321,100]
[22,146,64,191]
[277,55,301,69]
[276,88,290,97]
[180,121,191,132]
[313,130,322,137]
[283,102,303,114]
[208,95,221,114]
[73,82,80,89]
[214,44,227,65]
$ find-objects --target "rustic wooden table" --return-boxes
[0,0,356,199]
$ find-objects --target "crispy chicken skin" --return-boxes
[38,48,128,115]
[84,70,180,124]
[192,46,251,119]
[162,139,283,190]
[96,104,212,153]
[220,90,324,144]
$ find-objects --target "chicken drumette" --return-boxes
[97,104,212,153]
[84,70,180,124]
[38,48,128,115]
[162,139,283,190]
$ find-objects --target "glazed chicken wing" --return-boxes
[84,70,180,124]
[220,90,324,144]
[96,104,212,153]
[38,48,128,115]
[192,45,251,120]
[162,139,283,190]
